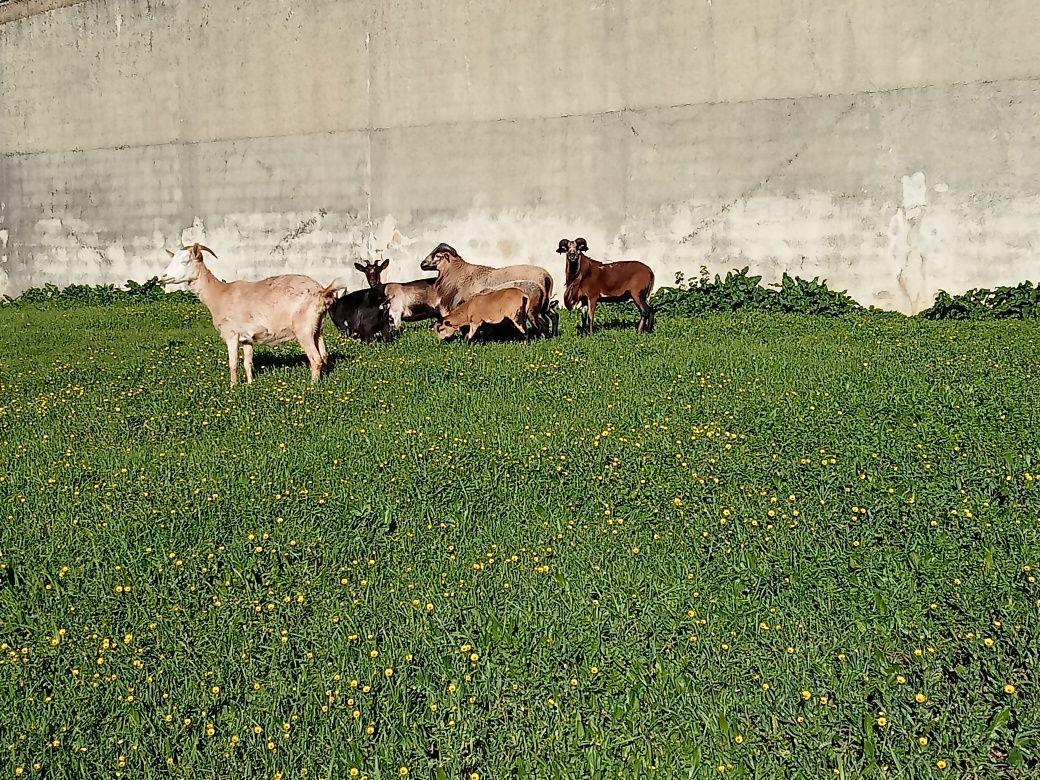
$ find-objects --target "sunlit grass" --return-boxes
[1,301,1039,778]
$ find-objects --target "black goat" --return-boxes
[328,285,392,343]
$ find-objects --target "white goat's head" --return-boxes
[160,244,217,285]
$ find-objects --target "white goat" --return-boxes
[159,244,338,385]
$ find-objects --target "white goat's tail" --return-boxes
[317,280,340,310]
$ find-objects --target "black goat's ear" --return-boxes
[556,239,569,254]
[354,262,366,272]
[378,258,390,271]
[576,237,589,252]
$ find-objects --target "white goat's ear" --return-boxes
[165,248,175,257]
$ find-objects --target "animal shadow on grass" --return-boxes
[582,307,644,334]
[251,349,353,377]
[461,321,531,343]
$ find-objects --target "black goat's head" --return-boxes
[354,258,390,288]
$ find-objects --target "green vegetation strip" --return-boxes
[1,301,1039,779]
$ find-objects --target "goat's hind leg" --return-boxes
[635,290,655,334]
[297,330,325,383]
[242,343,255,383]
[317,334,328,366]
[225,338,239,386]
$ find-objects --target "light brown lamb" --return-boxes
[435,287,530,343]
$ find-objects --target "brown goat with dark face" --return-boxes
[557,238,655,334]
[355,258,439,329]
[355,259,389,288]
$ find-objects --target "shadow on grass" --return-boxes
[252,349,361,376]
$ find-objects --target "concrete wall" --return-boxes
[2,0,1039,311]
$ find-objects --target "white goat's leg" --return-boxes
[225,339,239,386]
[298,333,324,383]
[242,343,254,384]
[317,334,328,365]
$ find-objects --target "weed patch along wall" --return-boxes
[7,272,1040,321]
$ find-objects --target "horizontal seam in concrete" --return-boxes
[4,73,1039,160]
[0,0,88,25]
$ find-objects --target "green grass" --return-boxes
[1,301,1039,779]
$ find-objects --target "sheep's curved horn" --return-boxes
[556,239,569,254]
[575,237,588,252]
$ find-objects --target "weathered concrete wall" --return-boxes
[2,0,1039,311]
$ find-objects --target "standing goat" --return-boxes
[557,238,655,334]
[159,243,338,385]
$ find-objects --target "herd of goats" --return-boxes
[158,238,656,385]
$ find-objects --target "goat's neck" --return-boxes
[582,253,604,270]
[191,261,228,311]
[565,254,591,284]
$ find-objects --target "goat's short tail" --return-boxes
[318,280,340,309]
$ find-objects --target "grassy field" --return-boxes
[1,300,1039,779]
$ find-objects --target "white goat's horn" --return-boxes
[165,248,175,257]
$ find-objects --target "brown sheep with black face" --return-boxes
[557,237,655,334]
[420,243,553,316]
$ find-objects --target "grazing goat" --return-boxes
[159,243,337,385]
[420,243,552,315]
[435,287,530,343]
[355,258,439,329]
[478,279,557,338]
[557,238,655,334]
[327,283,391,343]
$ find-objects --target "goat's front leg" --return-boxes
[225,338,239,386]
[242,343,254,384]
